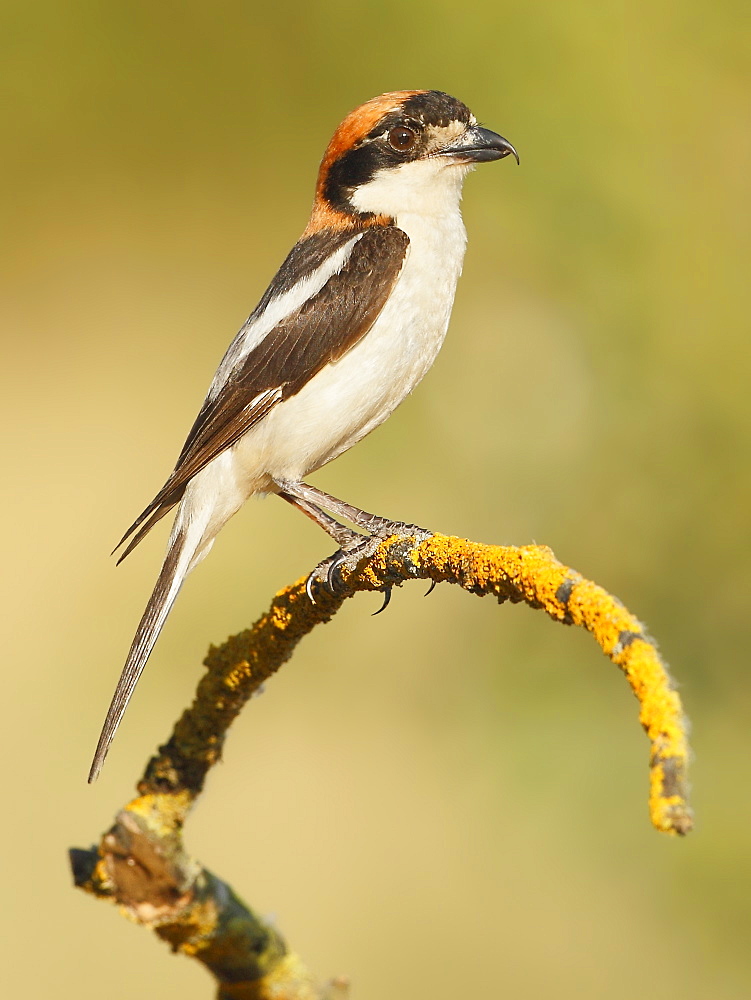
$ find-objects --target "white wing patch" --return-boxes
[246,385,283,413]
[208,234,364,399]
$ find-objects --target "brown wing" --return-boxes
[115,225,410,561]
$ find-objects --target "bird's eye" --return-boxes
[388,125,417,152]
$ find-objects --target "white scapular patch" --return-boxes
[207,233,363,398]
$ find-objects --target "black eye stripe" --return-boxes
[322,91,475,216]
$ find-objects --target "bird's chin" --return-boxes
[427,153,476,171]
[447,156,478,170]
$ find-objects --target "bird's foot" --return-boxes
[306,521,432,606]
[307,532,380,602]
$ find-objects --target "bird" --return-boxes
[89,89,518,782]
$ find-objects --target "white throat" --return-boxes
[349,157,473,219]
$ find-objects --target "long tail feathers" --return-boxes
[88,524,200,783]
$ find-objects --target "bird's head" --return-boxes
[306,90,518,232]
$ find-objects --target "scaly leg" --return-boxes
[276,489,363,547]
[275,479,411,536]
[275,479,427,604]
[276,488,369,603]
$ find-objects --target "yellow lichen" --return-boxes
[75,526,693,1000]
[410,534,692,834]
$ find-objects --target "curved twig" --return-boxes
[71,528,693,998]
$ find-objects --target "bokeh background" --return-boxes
[3,1,749,997]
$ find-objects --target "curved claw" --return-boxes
[306,573,318,605]
[424,580,437,597]
[326,550,348,594]
[372,588,392,616]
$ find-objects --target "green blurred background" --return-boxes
[3,0,749,996]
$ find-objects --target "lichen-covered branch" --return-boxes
[71,528,693,998]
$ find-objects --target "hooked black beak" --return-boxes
[440,125,519,164]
